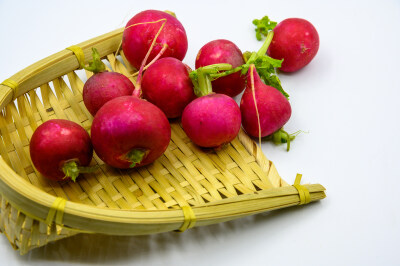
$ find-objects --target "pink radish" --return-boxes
[240,64,291,140]
[182,93,241,148]
[267,18,319,72]
[122,10,188,70]
[83,71,135,116]
[79,48,135,116]
[90,96,170,169]
[141,57,195,118]
[183,65,241,148]
[195,39,245,97]
[30,119,94,181]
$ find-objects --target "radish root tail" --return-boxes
[131,43,168,77]
[250,65,262,147]
[114,19,168,75]
[130,18,167,97]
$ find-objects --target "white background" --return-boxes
[0,0,399,265]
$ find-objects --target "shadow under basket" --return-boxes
[0,28,326,255]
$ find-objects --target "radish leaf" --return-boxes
[252,55,289,98]
[253,16,277,41]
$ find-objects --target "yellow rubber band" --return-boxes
[293,174,311,205]
[45,197,67,225]
[66,45,85,69]
[2,195,93,234]
[1,79,19,98]
[178,205,196,232]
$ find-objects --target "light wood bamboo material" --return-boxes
[0,27,326,255]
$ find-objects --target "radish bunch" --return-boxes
[186,15,319,150]
[30,10,188,180]
[29,10,320,182]
[88,10,189,169]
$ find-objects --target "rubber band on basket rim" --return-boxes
[293,174,311,205]
[177,205,196,232]
[1,79,19,98]
[66,45,85,69]
[1,194,97,235]
[45,197,67,225]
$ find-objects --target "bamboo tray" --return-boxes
[0,27,326,255]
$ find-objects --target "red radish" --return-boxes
[182,94,241,148]
[90,96,171,169]
[240,65,291,138]
[122,10,188,69]
[29,119,93,181]
[83,71,135,116]
[141,57,195,118]
[195,39,245,97]
[78,48,135,116]
[183,62,242,147]
[267,18,319,72]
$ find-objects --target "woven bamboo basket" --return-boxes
[0,27,326,255]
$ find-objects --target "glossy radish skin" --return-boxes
[83,72,135,116]
[182,94,241,148]
[30,119,93,181]
[267,18,319,72]
[122,10,188,69]
[240,66,291,137]
[91,96,171,169]
[195,40,245,97]
[141,57,195,118]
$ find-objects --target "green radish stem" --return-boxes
[209,65,243,80]
[189,63,233,97]
[204,31,275,81]
[245,31,274,64]
[126,149,147,168]
[199,63,232,72]
[269,129,304,151]
[255,31,274,59]
[62,161,98,182]
[196,69,212,97]
[241,31,275,74]
[83,48,106,74]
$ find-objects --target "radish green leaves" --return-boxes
[253,16,277,41]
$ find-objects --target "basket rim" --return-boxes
[0,153,325,235]
[0,27,325,235]
[0,27,125,110]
